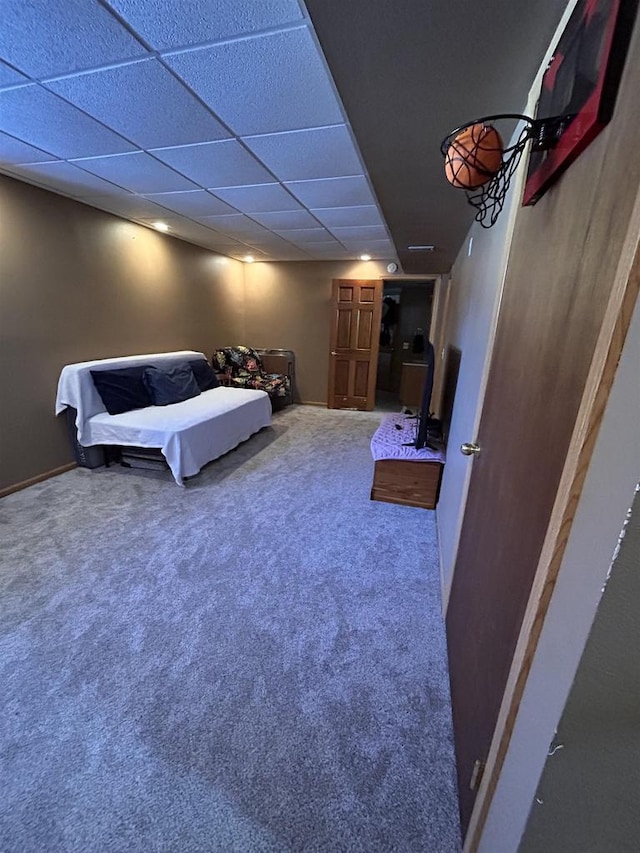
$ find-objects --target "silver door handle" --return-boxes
[460,442,481,457]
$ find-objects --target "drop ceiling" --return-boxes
[0,0,570,271]
[304,0,569,272]
[0,0,394,264]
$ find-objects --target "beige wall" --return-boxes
[0,174,394,490]
[243,259,388,403]
[0,175,245,490]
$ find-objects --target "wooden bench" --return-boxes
[370,413,445,510]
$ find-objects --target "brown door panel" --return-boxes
[336,309,353,349]
[338,283,355,303]
[333,359,350,397]
[328,279,382,410]
[356,310,374,350]
[353,360,370,398]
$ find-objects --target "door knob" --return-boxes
[331,351,337,356]
[460,442,481,457]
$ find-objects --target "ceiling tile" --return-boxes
[0,0,147,77]
[197,213,274,238]
[151,139,273,187]
[174,232,256,259]
[327,225,389,242]
[72,152,197,194]
[187,235,250,251]
[143,190,236,217]
[338,239,396,257]
[274,228,336,244]
[3,161,125,197]
[367,249,397,259]
[0,60,29,89]
[299,248,354,260]
[352,247,396,259]
[165,27,343,136]
[249,210,320,230]
[198,240,253,253]
[81,192,179,220]
[0,132,57,165]
[0,85,136,158]
[239,232,296,248]
[137,218,228,244]
[47,59,229,149]
[229,251,270,261]
[243,125,361,181]
[216,249,263,261]
[311,205,383,228]
[284,175,376,208]
[204,243,267,259]
[107,0,303,50]
[255,249,312,261]
[298,241,353,254]
[210,183,301,213]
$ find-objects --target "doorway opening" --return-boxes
[376,279,436,413]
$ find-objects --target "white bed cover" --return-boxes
[55,351,272,484]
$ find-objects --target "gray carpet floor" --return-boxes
[0,405,460,853]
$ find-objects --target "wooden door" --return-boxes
[328,279,382,410]
[445,40,640,836]
[446,250,612,832]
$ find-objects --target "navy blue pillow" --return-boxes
[91,366,153,415]
[188,359,220,392]
[143,363,201,406]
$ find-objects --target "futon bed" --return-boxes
[55,350,272,485]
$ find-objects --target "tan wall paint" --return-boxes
[0,175,245,490]
[243,260,388,404]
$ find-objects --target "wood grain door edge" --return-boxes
[365,280,384,410]
[464,184,640,853]
[430,275,449,417]
[327,279,341,408]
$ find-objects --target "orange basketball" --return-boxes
[444,123,504,189]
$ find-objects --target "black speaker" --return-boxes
[65,408,106,468]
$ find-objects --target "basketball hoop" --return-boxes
[441,113,573,228]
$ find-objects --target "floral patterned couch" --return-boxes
[212,346,292,406]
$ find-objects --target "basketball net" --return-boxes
[441,121,532,228]
[462,124,532,228]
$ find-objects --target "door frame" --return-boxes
[374,274,444,407]
[465,178,640,852]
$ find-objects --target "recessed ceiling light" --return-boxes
[244,255,255,263]
[359,254,372,261]
[153,221,169,232]
[407,245,435,251]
